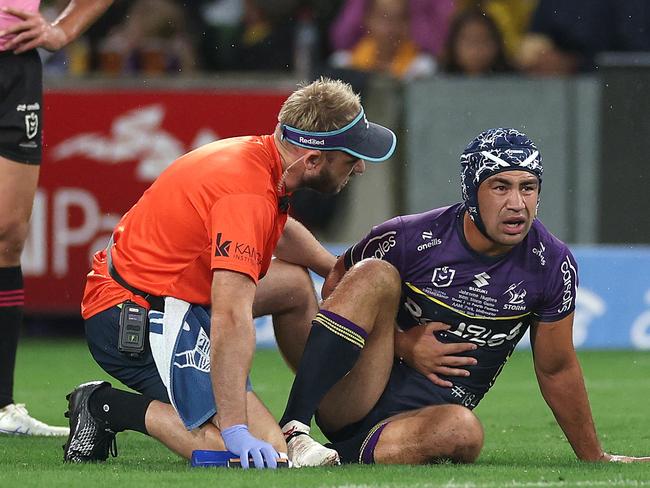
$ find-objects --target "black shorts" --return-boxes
[85,305,171,403]
[0,50,43,164]
[320,362,479,463]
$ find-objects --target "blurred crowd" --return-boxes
[40,0,650,79]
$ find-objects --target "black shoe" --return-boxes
[63,381,118,463]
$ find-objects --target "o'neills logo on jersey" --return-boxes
[557,256,577,313]
[214,233,262,265]
[299,136,325,146]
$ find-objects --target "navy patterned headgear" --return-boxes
[460,128,543,239]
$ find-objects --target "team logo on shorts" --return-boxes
[431,266,455,287]
[25,113,38,140]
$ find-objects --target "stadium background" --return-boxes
[26,68,650,350]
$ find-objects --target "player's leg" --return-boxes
[67,307,285,462]
[329,404,484,465]
[0,157,40,423]
[374,405,483,464]
[145,391,285,460]
[253,258,318,371]
[279,258,401,465]
[0,160,68,435]
[0,51,66,436]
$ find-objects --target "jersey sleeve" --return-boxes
[343,216,404,271]
[534,245,579,322]
[209,194,275,284]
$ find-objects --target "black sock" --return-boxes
[280,310,368,427]
[0,267,23,409]
[88,386,153,435]
[326,421,389,464]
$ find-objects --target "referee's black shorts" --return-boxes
[0,50,42,165]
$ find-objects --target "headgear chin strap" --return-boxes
[280,107,397,163]
[460,128,544,240]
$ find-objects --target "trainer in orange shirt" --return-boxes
[63,78,397,469]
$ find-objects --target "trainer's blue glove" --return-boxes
[221,424,278,469]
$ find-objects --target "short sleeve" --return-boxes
[344,216,404,270]
[534,247,579,322]
[209,194,275,283]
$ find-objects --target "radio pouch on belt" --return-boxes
[118,301,148,358]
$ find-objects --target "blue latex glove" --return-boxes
[221,424,278,469]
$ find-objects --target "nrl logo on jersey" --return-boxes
[432,266,455,287]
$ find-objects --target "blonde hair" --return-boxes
[278,77,361,132]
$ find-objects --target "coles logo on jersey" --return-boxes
[360,231,397,260]
[557,256,577,313]
[432,266,455,287]
[214,233,262,265]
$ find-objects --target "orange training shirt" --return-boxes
[81,135,288,319]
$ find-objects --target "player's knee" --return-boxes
[444,405,484,463]
[350,258,401,300]
[0,217,29,262]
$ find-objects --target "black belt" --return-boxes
[106,237,165,312]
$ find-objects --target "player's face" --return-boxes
[478,170,539,248]
[306,151,366,194]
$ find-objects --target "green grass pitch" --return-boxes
[1,339,649,487]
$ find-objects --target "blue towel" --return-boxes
[149,297,251,430]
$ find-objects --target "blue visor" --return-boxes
[281,108,397,162]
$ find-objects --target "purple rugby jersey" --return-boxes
[343,203,578,409]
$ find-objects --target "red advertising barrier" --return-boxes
[24,89,290,313]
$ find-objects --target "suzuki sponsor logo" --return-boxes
[533,242,546,266]
[299,136,325,146]
[432,266,455,288]
[361,231,397,260]
[557,256,577,313]
[472,272,490,288]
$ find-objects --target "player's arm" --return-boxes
[531,314,649,463]
[395,323,477,387]
[273,217,336,278]
[323,254,477,387]
[0,0,113,53]
[210,269,279,468]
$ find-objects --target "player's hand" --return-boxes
[603,453,650,463]
[0,7,68,54]
[221,424,279,469]
[398,322,477,388]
